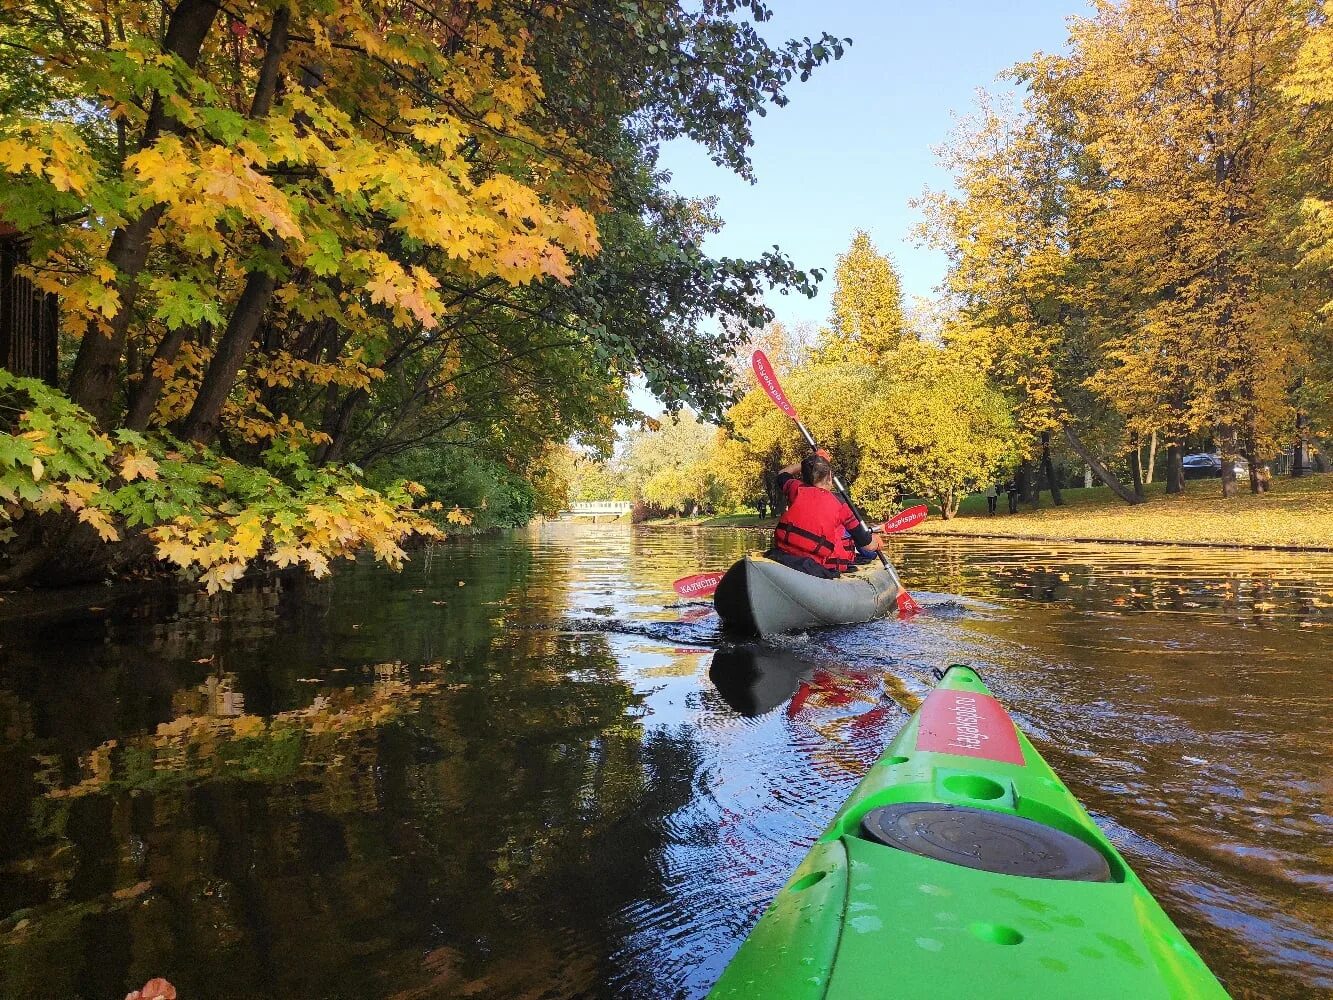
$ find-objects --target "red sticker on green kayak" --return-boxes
[915,689,1025,766]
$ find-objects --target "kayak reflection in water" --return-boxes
[709,645,813,717]
[709,646,897,734]
[769,451,880,578]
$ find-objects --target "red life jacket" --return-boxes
[774,483,857,572]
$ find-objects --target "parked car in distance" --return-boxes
[1182,453,1249,479]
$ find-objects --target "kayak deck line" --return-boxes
[708,665,1229,999]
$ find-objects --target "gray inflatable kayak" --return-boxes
[713,554,904,636]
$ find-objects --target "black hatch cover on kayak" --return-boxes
[860,802,1112,882]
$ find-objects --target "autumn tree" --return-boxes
[1276,2,1333,470]
[1032,0,1311,497]
[623,410,723,515]
[0,1,847,586]
[712,343,875,514]
[918,95,1127,504]
[818,230,906,364]
[569,454,630,503]
[857,339,1020,518]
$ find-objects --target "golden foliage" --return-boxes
[0,373,439,592]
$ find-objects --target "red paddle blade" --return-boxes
[673,572,725,598]
[897,591,923,618]
[787,681,813,717]
[751,350,798,419]
[877,504,929,534]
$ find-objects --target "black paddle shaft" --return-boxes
[793,420,889,568]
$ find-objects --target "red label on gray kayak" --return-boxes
[915,690,1025,765]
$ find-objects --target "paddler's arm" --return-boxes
[778,449,829,479]
[858,531,883,552]
[844,511,882,551]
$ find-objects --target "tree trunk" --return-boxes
[1040,430,1064,505]
[180,260,279,444]
[313,387,367,465]
[1219,429,1238,499]
[1063,426,1143,504]
[1245,450,1261,494]
[65,0,221,422]
[160,10,292,445]
[1129,436,1145,501]
[124,327,188,430]
[1293,413,1307,477]
[762,461,787,517]
[247,6,290,120]
[1016,460,1039,508]
[1165,443,1185,494]
[1144,430,1157,485]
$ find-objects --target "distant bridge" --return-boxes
[565,500,632,519]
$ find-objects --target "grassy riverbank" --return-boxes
[643,474,1333,549]
[912,474,1333,549]
[639,512,767,528]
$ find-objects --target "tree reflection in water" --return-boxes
[0,543,706,999]
[0,528,1330,998]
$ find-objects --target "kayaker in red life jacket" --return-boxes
[769,450,881,578]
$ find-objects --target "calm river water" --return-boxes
[0,524,1329,999]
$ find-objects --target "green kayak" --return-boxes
[708,665,1228,999]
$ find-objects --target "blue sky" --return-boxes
[657,0,1087,330]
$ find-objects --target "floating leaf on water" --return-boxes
[125,978,176,1000]
[112,880,153,901]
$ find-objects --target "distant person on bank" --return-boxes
[1005,480,1019,514]
[986,484,999,515]
[768,451,880,578]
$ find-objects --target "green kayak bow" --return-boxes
[709,665,1228,999]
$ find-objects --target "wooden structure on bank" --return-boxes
[0,223,59,384]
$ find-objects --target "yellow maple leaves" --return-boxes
[0,123,98,195]
[78,506,121,542]
[148,480,443,594]
[119,451,159,481]
[360,255,443,328]
[1,372,445,595]
[127,138,302,246]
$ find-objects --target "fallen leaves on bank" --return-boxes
[915,476,1333,549]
